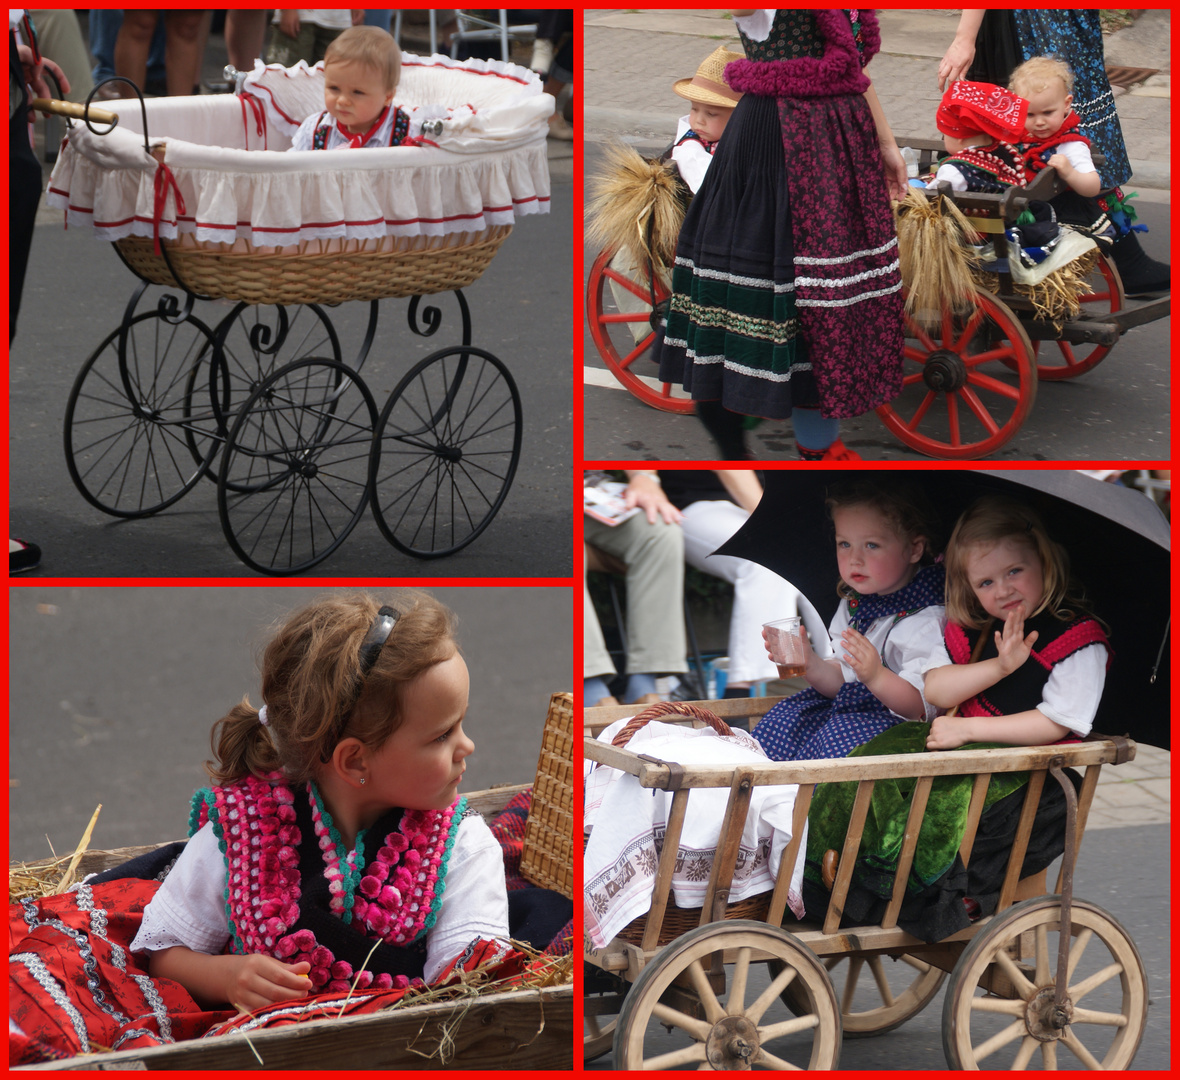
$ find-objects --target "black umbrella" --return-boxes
[717,469,1170,748]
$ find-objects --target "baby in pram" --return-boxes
[289,26,419,150]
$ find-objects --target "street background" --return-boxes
[9,586,573,861]
[11,15,574,576]
[583,9,1171,461]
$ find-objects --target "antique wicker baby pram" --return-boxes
[42,54,551,574]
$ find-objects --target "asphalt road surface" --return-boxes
[583,144,1171,463]
[9,585,572,861]
[11,184,572,578]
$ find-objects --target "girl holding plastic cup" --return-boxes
[755,480,947,761]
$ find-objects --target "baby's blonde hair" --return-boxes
[323,25,402,93]
[1009,56,1074,99]
[944,495,1091,629]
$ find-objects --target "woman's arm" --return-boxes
[714,470,763,514]
[938,10,986,90]
[149,946,311,1013]
[862,75,908,201]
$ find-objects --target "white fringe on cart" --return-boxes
[584,718,807,950]
[45,54,551,251]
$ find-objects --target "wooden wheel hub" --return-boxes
[705,1015,759,1069]
[1024,986,1073,1042]
[921,349,968,392]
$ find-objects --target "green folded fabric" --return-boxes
[805,722,1029,897]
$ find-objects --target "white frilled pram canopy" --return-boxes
[46,53,552,251]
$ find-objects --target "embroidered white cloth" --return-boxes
[584,718,807,949]
[45,54,551,249]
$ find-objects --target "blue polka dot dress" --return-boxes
[755,564,946,761]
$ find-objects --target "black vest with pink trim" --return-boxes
[190,772,466,992]
[944,613,1110,718]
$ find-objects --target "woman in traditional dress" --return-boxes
[658,9,908,460]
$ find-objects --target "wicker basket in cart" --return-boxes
[520,692,574,899]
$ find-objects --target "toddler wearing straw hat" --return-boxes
[669,45,744,194]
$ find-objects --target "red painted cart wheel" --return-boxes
[1029,252,1124,380]
[876,289,1036,459]
[586,246,694,414]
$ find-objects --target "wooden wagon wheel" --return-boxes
[1029,252,1125,380]
[585,996,622,1062]
[586,246,695,414]
[827,953,948,1037]
[875,288,1036,459]
[772,951,946,1038]
[614,920,841,1070]
[941,897,1147,1070]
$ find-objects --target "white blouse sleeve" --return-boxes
[732,10,776,42]
[288,111,320,152]
[129,822,231,955]
[424,813,510,984]
[1038,644,1108,737]
[883,607,948,719]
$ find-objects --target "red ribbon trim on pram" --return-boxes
[239,91,268,149]
[152,162,186,255]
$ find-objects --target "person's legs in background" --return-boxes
[586,511,687,705]
[224,8,268,72]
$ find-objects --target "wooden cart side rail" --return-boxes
[11,784,528,880]
[583,736,1132,788]
[13,984,574,1071]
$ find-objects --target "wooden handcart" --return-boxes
[584,697,1148,1070]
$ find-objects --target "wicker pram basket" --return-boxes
[47,54,550,306]
[114,227,513,306]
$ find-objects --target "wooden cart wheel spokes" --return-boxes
[875,290,1036,459]
[64,308,221,518]
[942,897,1148,1070]
[614,920,841,1070]
[368,346,522,559]
[585,992,623,1062]
[825,953,947,1037]
[1029,252,1125,380]
[217,358,379,575]
[586,246,695,414]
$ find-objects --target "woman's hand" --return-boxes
[878,139,909,202]
[225,955,313,1014]
[279,10,301,38]
[994,610,1039,675]
[937,37,976,91]
[840,628,882,685]
[16,43,69,100]
[927,714,970,750]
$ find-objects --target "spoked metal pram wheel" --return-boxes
[64,284,222,517]
[369,345,523,558]
[217,357,379,575]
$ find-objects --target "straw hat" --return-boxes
[673,46,744,108]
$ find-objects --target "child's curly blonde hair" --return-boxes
[1009,56,1074,100]
[206,591,457,785]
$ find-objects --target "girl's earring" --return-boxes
[360,777,367,786]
